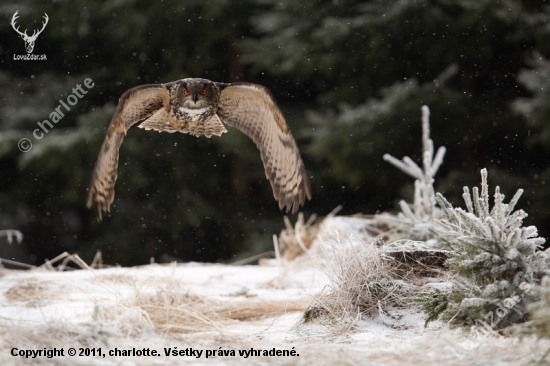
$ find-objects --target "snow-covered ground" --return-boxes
[0,217,548,365]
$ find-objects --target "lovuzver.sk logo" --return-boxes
[11,11,48,61]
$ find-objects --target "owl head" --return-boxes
[171,78,220,112]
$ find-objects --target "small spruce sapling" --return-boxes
[376,106,446,242]
[510,276,550,342]
[422,169,550,329]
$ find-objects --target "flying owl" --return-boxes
[86,78,312,221]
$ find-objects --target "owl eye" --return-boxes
[183,89,191,96]
[200,89,208,96]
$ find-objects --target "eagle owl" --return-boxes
[86,78,312,221]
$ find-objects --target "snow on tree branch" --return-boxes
[0,230,23,244]
[421,168,550,330]
[377,106,446,241]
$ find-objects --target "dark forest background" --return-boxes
[0,0,549,266]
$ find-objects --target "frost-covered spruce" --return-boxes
[423,168,550,329]
[376,106,446,241]
[509,276,550,339]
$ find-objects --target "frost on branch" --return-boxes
[375,105,446,242]
[510,276,550,340]
[421,168,550,329]
[0,230,23,244]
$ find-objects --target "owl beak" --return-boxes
[192,93,198,103]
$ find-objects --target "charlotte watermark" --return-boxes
[11,11,48,60]
[447,274,537,360]
[18,78,95,152]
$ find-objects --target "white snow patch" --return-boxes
[0,217,547,365]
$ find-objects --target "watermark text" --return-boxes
[18,78,95,152]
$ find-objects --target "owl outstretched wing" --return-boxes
[86,84,169,221]
[217,83,311,213]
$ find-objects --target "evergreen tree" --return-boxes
[241,0,550,234]
[421,169,549,329]
[0,0,280,266]
[1,0,549,266]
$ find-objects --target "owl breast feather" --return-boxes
[179,106,210,115]
[173,105,215,123]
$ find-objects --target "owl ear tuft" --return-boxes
[216,82,230,90]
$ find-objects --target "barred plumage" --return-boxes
[87,78,311,221]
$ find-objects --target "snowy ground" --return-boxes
[0,217,548,365]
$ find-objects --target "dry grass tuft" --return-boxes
[300,236,424,333]
[1,251,106,272]
[39,251,105,271]
[2,251,311,338]
[4,278,64,307]
[102,288,311,335]
[277,213,321,260]
[216,299,309,320]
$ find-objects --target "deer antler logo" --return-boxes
[11,11,49,54]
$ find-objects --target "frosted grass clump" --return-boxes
[376,106,446,242]
[422,169,550,329]
[299,235,417,335]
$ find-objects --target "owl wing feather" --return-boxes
[138,108,180,133]
[86,84,169,221]
[217,83,311,213]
